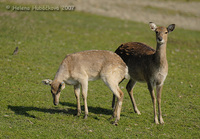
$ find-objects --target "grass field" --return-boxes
[0,2,200,138]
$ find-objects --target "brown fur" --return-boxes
[116,42,155,57]
[113,22,175,124]
[51,80,60,93]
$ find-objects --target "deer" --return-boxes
[112,22,175,124]
[42,50,129,125]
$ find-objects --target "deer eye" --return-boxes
[165,32,168,34]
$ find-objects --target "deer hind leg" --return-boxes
[74,84,81,116]
[112,78,125,109]
[103,77,124,125]
[126,79,141,115]
[80,80,89,119]
[156,85,164,124]
[111,86,124,126]
[112,94,116,110]
[148,83,159,124]
[113,88,124,126]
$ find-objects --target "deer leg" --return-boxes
[103,76,124,125]
[112,78,125,109]
[81,80,88,119]
[112,94,116,110]
[113,88,124,126]
[148,83,159,124]
[74,84,81,116]
[156,85,164,124]
[126,79,141,115]
[111,87,124,126]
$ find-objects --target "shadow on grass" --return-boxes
[60,102,112,115]
[8,102,112,118]
[8,105,75,118]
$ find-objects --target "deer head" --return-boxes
[42,79,65,105]
[149,22,175,45]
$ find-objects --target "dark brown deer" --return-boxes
[112,22,175,124]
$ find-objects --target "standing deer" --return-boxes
[112,22,175,124]
[43,50,129,125]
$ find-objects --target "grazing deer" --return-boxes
[112,22,175,124]
[43,50,129,125]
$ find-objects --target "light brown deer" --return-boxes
[42,50,129,125]
[112,22,175,124]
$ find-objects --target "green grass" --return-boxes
[0,2,200,138]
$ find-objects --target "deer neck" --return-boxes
[54,66,66,83]
[155,42,168,68]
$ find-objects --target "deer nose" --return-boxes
[54,102,58,106]
[157,36,163,42]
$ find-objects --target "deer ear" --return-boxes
[59,81,65,90]
[42,79,52,85]
[149,22,157,31]
[167,24,175,33]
